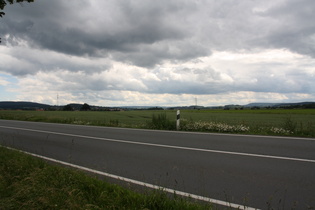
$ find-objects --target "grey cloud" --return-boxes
[142,64,315,96]
[114,40,211,67]
[1,46,111,76]
[3,1,315,52]
[1,0,195,67]
[139,66,233,95]
[230,64,315,94]
[3,0,315,68]
[253,0,315,57]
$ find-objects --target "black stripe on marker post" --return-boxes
[176,110,180,130]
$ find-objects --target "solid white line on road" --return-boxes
[2,146,259,210]
[1,125,315,163]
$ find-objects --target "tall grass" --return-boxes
[0,146,212,210]
[147,113,176,130]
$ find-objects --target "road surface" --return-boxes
[0,120,314,209]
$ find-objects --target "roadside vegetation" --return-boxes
[0,109,314,137]
[0,146,212,210]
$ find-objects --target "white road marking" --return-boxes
[1,125,315,163]
[2,146,259,210]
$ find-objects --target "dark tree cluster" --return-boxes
[80,103,91,111]
[62,103,91,111]
[62,104,74,111]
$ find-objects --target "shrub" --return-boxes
[147,113,176,130]
[282,116,297,134]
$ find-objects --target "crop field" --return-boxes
[0,109,314,137]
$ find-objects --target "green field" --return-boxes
[0,109,314,137]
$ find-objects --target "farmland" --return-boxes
[0,109,314,137]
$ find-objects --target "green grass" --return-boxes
[0,109,315,137]
[0,146,212,210]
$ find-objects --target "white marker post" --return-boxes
[176,110,180,130]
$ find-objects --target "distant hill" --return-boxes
[0,101,314,110]
[273,102,315,109]
[0,101,52,110]
[245,103,279,107]
[245,102,315,108]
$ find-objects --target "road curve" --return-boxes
[0,119,315,209]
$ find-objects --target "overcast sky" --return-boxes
[0,0,314,106]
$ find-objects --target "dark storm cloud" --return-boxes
[1,0,196,67]
[254,0,315,57]
[2,0,315,67]
[114,39,210,67]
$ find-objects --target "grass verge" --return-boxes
[0,146,212,210]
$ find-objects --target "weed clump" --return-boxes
[282,115,297,134]
[147,113,176,130]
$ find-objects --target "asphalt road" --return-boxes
[0,119,315,209]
